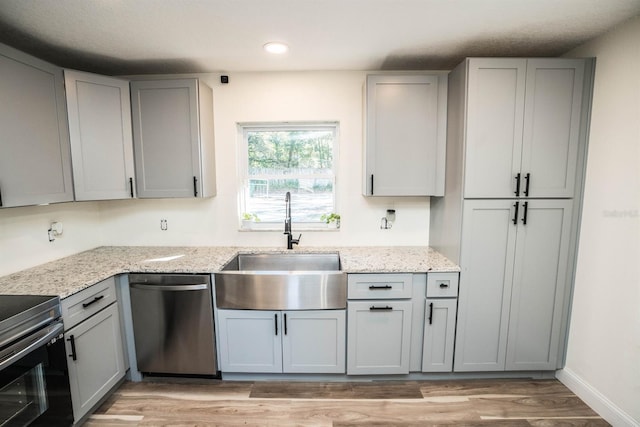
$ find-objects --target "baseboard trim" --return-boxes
[556,368,639,427]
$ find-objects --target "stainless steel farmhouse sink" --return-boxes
[214,253,346,310]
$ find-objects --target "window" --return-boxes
[238,123,338,229]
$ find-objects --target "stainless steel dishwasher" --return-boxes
[128,274,217,376]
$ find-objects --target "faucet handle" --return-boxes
[292,234,302,245]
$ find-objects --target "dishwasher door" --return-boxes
[129,274,217,376]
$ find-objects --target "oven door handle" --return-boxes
[0,322,64,371]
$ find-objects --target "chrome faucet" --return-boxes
[284,191,301,249]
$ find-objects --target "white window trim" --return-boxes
[237,122,340,231]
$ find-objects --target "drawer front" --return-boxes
[348,274,412,299]
[426,272,459,298]
[61,276,117,330]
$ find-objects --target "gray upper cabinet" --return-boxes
[454,199,573,372]
[464,59,526,199]
[364,74,447,197]
[65,70,136,201]
[0,44,73,207]
[130,78,216,198]
[521,59,584,198]
[464,58,584,199]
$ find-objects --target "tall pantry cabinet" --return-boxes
[430,58,593,372]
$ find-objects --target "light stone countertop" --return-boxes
[0,246,459,299]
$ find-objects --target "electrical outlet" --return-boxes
[160,219,168,231]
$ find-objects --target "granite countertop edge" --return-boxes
[0,246,460,299]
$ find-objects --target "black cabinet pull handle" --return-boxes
[370,174,374,195]
[428,302,434,325]
[82,295,104,308]
[369,306,393,311]
[512,202,519,225]
[522,201,529,225]
[284,313,287,335]
[439,283,449,288]
[129,177,134,198]
[274,313,278,336]
[514,173,521,196]
[193,176,198,197]
[369,285,392,290]
[0,186,3,207]
[524,173,530,197]
[67,335,77,361]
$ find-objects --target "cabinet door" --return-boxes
[216,309,282,373]
[422,298,457,372]
[454,200,517,372]
[347,300,412,375]
[506,200,573,370]
[464,58,526,198]
[282,310,346,373]
[130,79,201,198]
[65,303,125,422]
[521,59,584,198]
[365,74,446,196]
[65,70,135,201]
[0,45,73,207]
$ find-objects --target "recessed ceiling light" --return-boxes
[264,42,289,54]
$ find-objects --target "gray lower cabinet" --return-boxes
[64,70,136,201]
[130,78,216,198]
[0,43,73,207]
[217,309,346,374]
[347,300,413,375]
[422,299,457,372]
[61,277,126,422]
[422,272,459,373]
[454,199,573,372]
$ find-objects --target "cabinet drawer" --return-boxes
[61,276,117,330]
[348,274,412,299]
[426,272,459,298]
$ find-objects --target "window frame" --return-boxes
[237,121,340,231]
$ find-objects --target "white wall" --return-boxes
[559,16,640,425]
[98,71,431,247]
[0,202,102,276]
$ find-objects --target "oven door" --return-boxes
[0,321,73,427]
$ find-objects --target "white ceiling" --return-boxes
[0,0,639,74]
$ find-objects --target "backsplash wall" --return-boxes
[97,71,432,248]
[0,202,102,276]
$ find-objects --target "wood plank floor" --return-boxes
[83,378,609,427]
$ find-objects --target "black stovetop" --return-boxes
[0,295,58,322]
[0,295,60,347]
